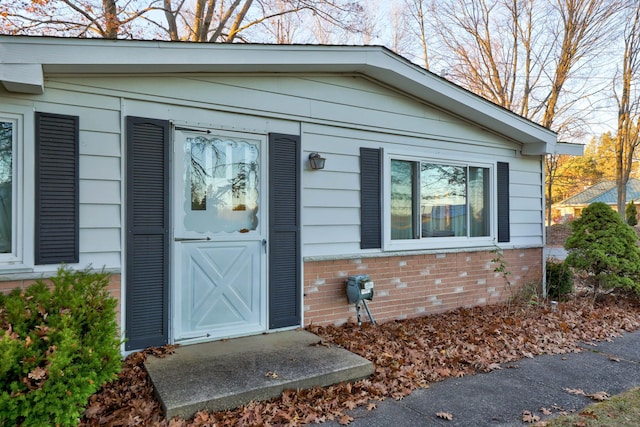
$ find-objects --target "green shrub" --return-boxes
[565,202,640,294]
[546,260,573,300]
[627,200,638,226]
[0,267,122,426]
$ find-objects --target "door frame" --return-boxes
[170,127,269,344]
[125,118,302,351]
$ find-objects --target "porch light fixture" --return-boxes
[308,152,326,170]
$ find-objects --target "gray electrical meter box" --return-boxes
[346,274,375,325]
[346,274,374,304]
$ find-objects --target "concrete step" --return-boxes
[144,329,374,420]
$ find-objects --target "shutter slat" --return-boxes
[268,134,301,329]
[125,117,169,351]
[35,112,79,265]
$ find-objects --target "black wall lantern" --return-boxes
[308,152,326,170]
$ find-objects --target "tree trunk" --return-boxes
[102,0,120,38]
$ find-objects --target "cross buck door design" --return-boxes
[173,130,267,343]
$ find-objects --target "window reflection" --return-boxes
[185,136,259,233]
[390,159,490,240]
[421,163,466,237]
[0,122,12,253]
[391,160,414,239]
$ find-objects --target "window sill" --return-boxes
[384,236,495,252]
[0,266,37,281]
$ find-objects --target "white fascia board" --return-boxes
[0,37,556,148]
[0,63,43,94]
[554,142,585,156]
[359,49,557,149]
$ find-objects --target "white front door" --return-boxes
[173,130,267,343]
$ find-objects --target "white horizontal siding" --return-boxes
[121,98,300,136]
[80,180,120,204]
[80,131,120,157]
[29,92,123,267]
[80,154,120,180]
[304,170,359,191]
[80,228,121,253]
[303,207,359,226]
[78,252,121,269]
[3,72,546,267]
[80,204,120,228]
[35,103,120,135]
[511,210,542,224]
[303,225,360,244]
[303,189,360,208]
[511,222,543,237]
[508,159,543,245]
[49,76,518,151]
[301,120,542,257]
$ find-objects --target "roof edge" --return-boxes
[0,36,556,147]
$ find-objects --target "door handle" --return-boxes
[262,239,267,253]
[174,237,211,241]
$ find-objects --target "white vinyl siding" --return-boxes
[0,72,544,270]
[19,90,122,271]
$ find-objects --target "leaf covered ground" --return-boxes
[79,294,640,426]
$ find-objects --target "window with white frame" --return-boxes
[390,158,491,241]
[0,117,17,260]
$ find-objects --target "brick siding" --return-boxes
[303,248,542,326]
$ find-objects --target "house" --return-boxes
[554,179,640,221]
[0,36,581,352]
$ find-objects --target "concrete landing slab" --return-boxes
[144,330,374,420]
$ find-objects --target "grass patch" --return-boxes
[547,387,640,426]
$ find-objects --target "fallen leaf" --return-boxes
[579,410,598,419]
[540,407,552,415]
[563,387,586,396]
[587,391,609,401]
[436,411,453,420]
[367,403,377,411]
[74,294,640,427]
[522,410,540,423]
[338,414,354,425]
[609,356,620,362]
[264,371,279,379]
[28,366,48,381]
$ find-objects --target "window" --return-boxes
[390,158,491,241]
[0,119,14,256]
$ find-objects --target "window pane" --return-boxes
[0,122,12,253]
[469,166,490,237]
[184,136,260,233]
[391,160,415,240]
[420,163,466,237]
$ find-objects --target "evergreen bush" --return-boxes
[0,267,122,426]
[565,202,640,294]
[626,200,638,226]
[546,260,573,300]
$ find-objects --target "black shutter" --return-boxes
[35,112,79,265]
[497,162,510,243]
[360,147,382,249]
[125,116,169,350]
[268,133,301,329]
